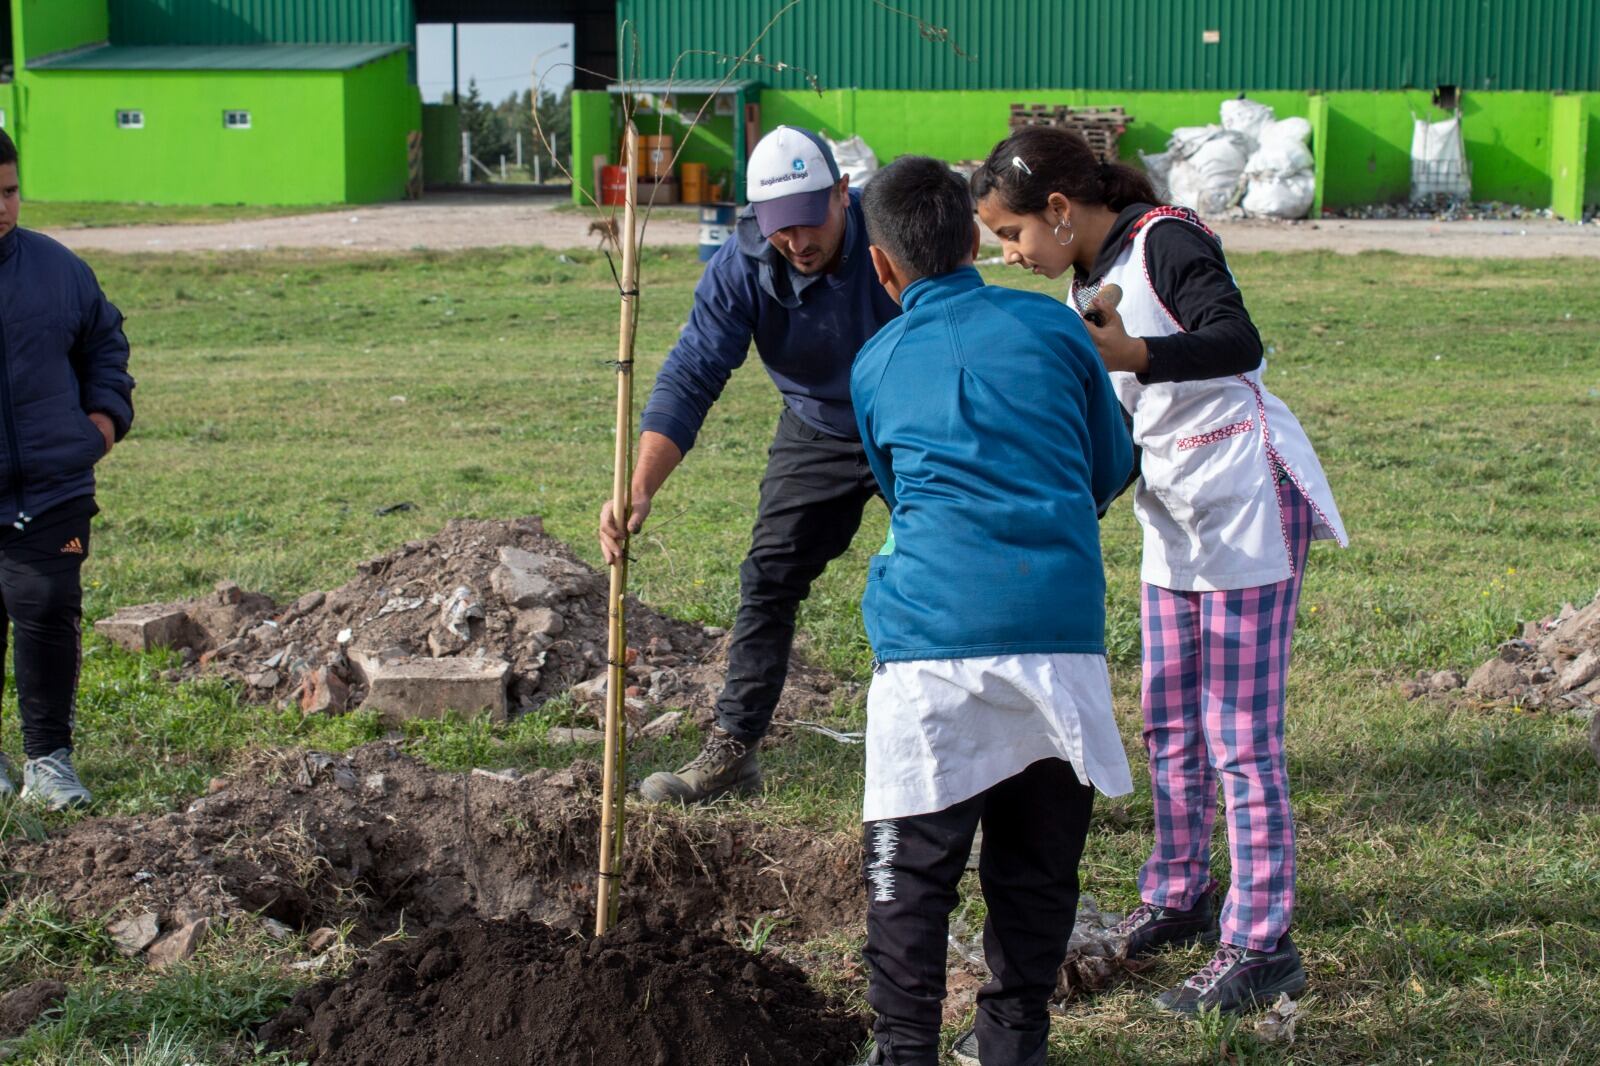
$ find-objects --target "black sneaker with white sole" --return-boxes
[1156,935,1307,1015]
[1105,880,1221,960]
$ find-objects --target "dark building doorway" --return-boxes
[413,1,615,90]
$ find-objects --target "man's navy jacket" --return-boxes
[0,227,135,527]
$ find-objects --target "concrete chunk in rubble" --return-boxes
[639,711,684,739]
[94,604,192,653]
[1559,650,1600,693]
[109,912,161,957]
[547,726,606,745]
[301,667,351,715]
[354,653,509,723]
[490,547,556,608]
[516,607,564,636]
[1465,657,1525,699]
[146,918,209,969]
[570,672,609,702]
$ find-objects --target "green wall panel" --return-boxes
[341,50,418,202]
[1549,95,1587,219]
[618,0,1600,92]
[19,68,351,203]
[107,0,413,46]
[15,0,108,63]
[1587,96,1600,206]
[569,88,612,204]
[421,102,459,185]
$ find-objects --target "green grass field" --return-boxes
[0,241,1596,1064]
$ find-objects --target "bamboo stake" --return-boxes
[596,123,640,936]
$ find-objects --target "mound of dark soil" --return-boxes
[260,916,865,1066]
[0,980,68,1038]
[0,745,862,953]
[98,517,848,726]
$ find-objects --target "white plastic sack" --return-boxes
[1411,117,1469,200]
[1166,130,1249,215]
[1167,125,1220,159]
[1221,98,1276,151]
[1246,138,1314,177]
[1139,150,1174,201]
[824,134,879,189]
[1241,172,1315,219]
[1264,116,1312,146]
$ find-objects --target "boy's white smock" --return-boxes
[863,653,1133,824]
[1086,209,1348,592]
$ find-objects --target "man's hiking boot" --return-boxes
[1106,881,1221,959]
[1156,935,1307,1015]
[950,1027,980,1066]
[21,748,92,811]
[638,726,761,804]
[0,753,16,800]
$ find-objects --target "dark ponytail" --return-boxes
[970,125,1159,215]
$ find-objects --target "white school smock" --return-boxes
[1076,208,1348,592]
[862,653,1133,825]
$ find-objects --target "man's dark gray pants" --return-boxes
[713,407,880,744]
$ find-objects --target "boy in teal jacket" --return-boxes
[850,157,1133,1066]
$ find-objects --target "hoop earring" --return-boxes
[1053,218,1075,246]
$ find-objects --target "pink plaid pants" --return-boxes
[1137,481,1313,951]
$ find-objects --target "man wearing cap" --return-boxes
[598,125,899,803]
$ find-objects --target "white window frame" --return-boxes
[223,109,251,130]
[116,109,144,129]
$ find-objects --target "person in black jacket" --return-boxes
[0,129,135,810]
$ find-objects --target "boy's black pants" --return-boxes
[0,496,94,759]
[863,758,1095,1066]
[714,408,880,743]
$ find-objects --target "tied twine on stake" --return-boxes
[595,123,641,936]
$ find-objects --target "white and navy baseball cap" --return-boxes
[746,125,842,237]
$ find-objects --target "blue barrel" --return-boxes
[698,204,736,262]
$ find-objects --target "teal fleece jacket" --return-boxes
[850,267,1132,662]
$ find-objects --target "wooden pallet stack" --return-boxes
[1008,104,1132,163]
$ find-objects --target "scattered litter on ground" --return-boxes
[1052,893,1149,1003]
[259,915,866,1066]
[1323,200,1579,223]
[948,893,1144,1017]
[789,721,864,744]
[94,518,850,728]
[1405,585,1600,717]
[1254,992,1300,1045]
[0,744,863,949]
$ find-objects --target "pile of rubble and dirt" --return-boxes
[94,517,847,729]
[1404,587,1600,712]
[258,916,866,1066]
[1404,587,1600,766]
[0,744,863,967]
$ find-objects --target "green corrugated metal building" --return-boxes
[2,0,423,204]
[575,0,1598,218]
[617,0,1599,93]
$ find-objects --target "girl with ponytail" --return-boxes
[973,125,1348,1017]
